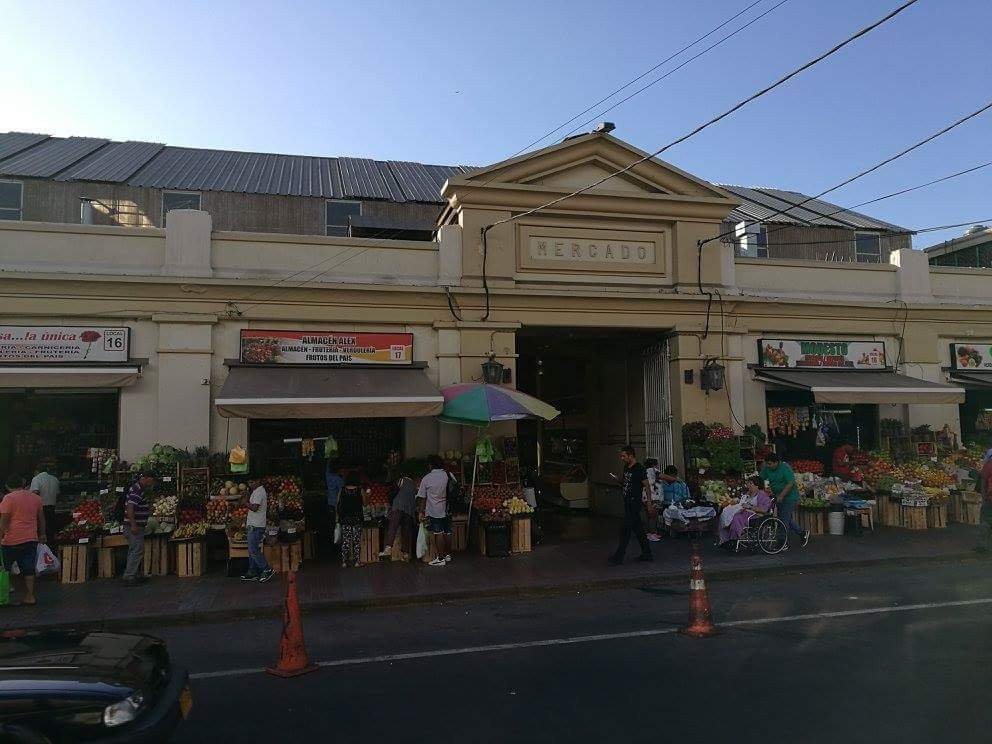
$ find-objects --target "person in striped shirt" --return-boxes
[123,473,155,586]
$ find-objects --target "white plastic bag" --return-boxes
[36,544,60,575]
[333,523,342,545]
[416,523,428,559]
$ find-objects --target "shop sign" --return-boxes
[950,342,992,369]
[528,236,655,265]
[0,326,129,363]
[239,329,413,366]
[759,339,887,369]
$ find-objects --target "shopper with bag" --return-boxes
[379,474,416,560]
[338,472,364,568]
[0,475,45,606]
[416,456,452,567]
[325,462,344,553]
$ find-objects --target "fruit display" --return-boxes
[171,522,207,540]
[152,495,178,518]
[178,503,205,524]
[473,484,522,511]
[215,480,248,499]
[72,499,104,526]
[205,499,230,523]
[103,520,124,534]
[181,467,209,500]
[890,461,956,488]
[228,528,247,543]
[791,459,824,475]
[229,506,249,525]
[862,456,896,487]
[799,497,830,509]
[55,524,99,544]
[503,496,534,515]
[768,406,810,436]
[707,424,735,440]
[363,483,390,508]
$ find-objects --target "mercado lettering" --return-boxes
[529,236,654,264]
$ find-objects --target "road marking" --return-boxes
[189,597,992,681]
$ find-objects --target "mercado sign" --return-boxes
[950,342,992,369]
[759,339,887,369]
[527,236,656,265]
[239,329,413,366]
[0,326,130,363]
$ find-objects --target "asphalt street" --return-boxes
[163,560,992,743]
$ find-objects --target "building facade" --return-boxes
[0,132,987,511]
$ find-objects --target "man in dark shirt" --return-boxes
[123,473,155,586]
[609,445,653,565]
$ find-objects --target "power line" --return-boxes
[733,217,992,250]
[562,0,792,139]
[703,99,992,247]
[482,0,920,235]
[495,0,768,164]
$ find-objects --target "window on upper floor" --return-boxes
[162,191,201,226]
[0,180,23,221]
[855,232,881,263]
[756,226,768,258]
[325,200,361,237]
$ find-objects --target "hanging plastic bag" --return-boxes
[416,523,428,559]
[334,523,342,545]
[36,544,60,576]
[475,434,498,463]
[324,435,339,460]
[229,444,248,473]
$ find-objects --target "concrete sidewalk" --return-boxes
[2,524,983,632]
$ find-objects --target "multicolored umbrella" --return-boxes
[439,383,560,426]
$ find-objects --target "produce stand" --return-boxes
[510,515,532,554]
[143,536,171,576]
[59,543,91,584]
[359,525,382,565]
[174,539,206,577]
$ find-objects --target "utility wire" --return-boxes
[562,0,792,138]
[483,0,920,234]
[733,217,992,249]
[702,99,992,247]
[495,0,767,165]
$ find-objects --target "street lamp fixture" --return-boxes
[482,354,505,385]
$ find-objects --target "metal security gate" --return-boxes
[642,341,673,465]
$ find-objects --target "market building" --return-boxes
[0,127,990,520]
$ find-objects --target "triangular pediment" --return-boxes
[451,133,732,201]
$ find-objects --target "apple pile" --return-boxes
[791,459,824,475]
[363,483,390,507]
[205,499,230,523]
[229,506,249,525]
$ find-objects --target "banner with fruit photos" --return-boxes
[759,339,887,370]
[0,325,130,363]
[239,329,413,366]
[950,343,992,370]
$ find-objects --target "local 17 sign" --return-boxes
[0,326,129,363]
[239,329,413,365]
[759,339,887,369]
[951,343,992,370]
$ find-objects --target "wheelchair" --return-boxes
[733,502,788,555]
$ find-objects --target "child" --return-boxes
[644,457,663,542]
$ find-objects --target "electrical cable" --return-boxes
[562,0,792,138]
[492,0,768,166]
[482,0,919,236]
[729,217,992,249]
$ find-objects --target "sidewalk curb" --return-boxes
[17,552,982,634]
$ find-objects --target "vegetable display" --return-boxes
[790,459,824,475]
[72,499,104,526]
[172,522,208,540]
[503,496,534,515]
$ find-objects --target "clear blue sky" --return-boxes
[3,0,989,247]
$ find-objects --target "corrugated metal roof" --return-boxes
[338,157,406,202]
[757,188,905,231]
[0,132,50,163]
[0,136,109,177]
[388,161,467,202]
[57,140,164,183]
[718,184,905,231]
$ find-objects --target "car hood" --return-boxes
[0,630,168,702]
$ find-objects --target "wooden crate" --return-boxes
[281,542,302,572]
[900,505,928,530]
[510,516,532,554]
[301,531,316,561]
[59,544,90,584]
[143,536,171,576]
[451,515,468,552]
[228,542,249,560]
[262,543,281,570]
[959,501,982,526]
[359,525,381,565]
[927,503,948,529]
[798,508,827,536]
[174,540,205,577]
[97,547,118,578]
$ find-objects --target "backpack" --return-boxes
[445,471,460,501]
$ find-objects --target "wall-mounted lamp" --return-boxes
[482,354,505,385]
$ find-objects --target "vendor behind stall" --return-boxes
[831,442,858,480]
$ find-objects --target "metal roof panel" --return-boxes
[0,136,109,177]
[57,140,164,182]
[0,132,51,163]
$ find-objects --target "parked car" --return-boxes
[0,629,191,743]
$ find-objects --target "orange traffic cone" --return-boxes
[678,543,719,638]
[266,571,318,678]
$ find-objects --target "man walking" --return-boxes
[29,460,59,544]
[760,453,809,547]
[242,477,274,582]
[610,446,653,565]
[325,462,344,551]
[123,473,155,586]
[0,475,45,606]
[417,456,452,567]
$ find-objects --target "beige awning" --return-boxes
[215,365,444,419]
[755,369,965,404]
[0,365,141,388]
[949,371,992,390]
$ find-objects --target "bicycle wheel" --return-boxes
[757,518,788,554]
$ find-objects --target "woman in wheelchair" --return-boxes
[718,475,773,547]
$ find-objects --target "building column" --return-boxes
[154,314,216,450]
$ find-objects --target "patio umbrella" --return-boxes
[439,383,560,426]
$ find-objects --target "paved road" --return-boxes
[164,561,992,743]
